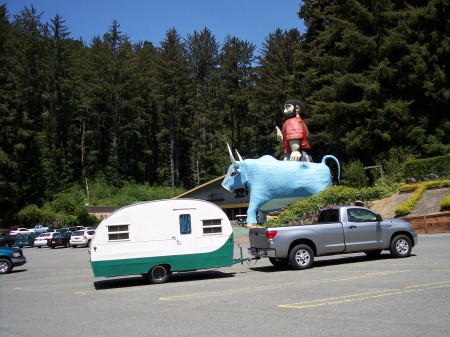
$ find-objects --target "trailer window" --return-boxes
[179,214,192,235]
[202,219,222,234]
[107,224,130,241]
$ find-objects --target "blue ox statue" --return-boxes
[222,144,340,224]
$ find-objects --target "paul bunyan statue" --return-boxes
[276,99,312,162]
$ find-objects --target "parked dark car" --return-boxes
[14,233,37,248]
[0,247,27,274]
[0,234,16,247]
[59,227,77,236]
[47,233,71,248]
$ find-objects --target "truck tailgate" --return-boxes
[249,228,269,247]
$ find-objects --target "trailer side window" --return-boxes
[107,224,130,241]
[202,219,222,234]
[179,214,192,235]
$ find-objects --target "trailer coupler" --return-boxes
[233,244,260,265]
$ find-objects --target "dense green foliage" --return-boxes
[440,193,450,210]
[1,2,449,226]
[265,183,398,227]
[403,154,450,178]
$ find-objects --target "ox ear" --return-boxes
[227,143,238,167]
[236,150,243,162]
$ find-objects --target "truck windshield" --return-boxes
[317,209,340,223]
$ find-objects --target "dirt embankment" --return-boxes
[370,188,450,218]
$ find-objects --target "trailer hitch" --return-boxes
[233,244,260,265]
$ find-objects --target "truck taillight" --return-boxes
[266,230,278,239]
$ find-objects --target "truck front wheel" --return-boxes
[0,258,12,274]
[289,244,314,270]
[390,235,412,258]
[146,265,170,284]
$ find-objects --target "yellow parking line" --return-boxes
[158,270,406,301]
[279,280,450,309]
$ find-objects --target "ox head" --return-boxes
[221,144,246,192]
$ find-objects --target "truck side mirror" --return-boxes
[376,214,382,222]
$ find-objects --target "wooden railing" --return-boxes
[403,212,450,234]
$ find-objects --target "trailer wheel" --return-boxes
[146,265,170,284]
[268,257,290,269]
[289,244,314,270]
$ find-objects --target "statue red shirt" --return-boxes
[282,116,310,154]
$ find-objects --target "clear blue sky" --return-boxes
[6,1,305,51]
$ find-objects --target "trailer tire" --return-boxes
[146,265,170,284]
[289,244,314,270]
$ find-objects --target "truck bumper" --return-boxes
[248,247,276,258]
[12,256,27,267]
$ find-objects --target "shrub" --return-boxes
[342,159,368,188]
[404,154,450,178]
[395,180,450,216]
[440,194,450,210]
[265,184,397,227]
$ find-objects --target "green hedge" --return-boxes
[404,154,450,178]
[395,180,450,217]
[265,184,397,228]
[439,194,450,210]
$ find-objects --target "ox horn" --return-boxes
[227,143,238,166]
[236,150,243,162]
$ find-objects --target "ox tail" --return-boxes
[321,155,341,180]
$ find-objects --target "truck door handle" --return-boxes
[349,225,357,229]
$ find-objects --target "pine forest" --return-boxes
[0,1,449,226]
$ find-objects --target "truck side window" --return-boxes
[347,209,377,222]
[317,209,339,223]
[179,214,192,235]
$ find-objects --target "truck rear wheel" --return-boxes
[146,265,170,284]
[289,244,314,270]
[390,235,412,258]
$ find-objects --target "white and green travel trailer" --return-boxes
[90,199,242,284]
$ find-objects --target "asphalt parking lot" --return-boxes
[1,233,450,337]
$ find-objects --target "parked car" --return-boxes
[0,247,27,274]
[9,228,30,236]
[0,234,16,247]
[59,227,77,236]
[34,232,58,248]
[14,233,37,248]
[48,233,71,248]
[70,229,95,248]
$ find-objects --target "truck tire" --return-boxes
[146,265,170,284]
[269,257,290,269]
[390,235,412,258]
[0,258,13,274]
[289,244,314,270]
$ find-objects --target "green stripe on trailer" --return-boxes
[91,234,234,278]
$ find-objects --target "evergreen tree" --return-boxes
[154,28,190,187]
[255,28,302,158]
[185,28,222,186]
[218,35,255,157]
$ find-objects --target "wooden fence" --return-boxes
[403,212,450,234]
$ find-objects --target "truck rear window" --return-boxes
[317,209,340,223]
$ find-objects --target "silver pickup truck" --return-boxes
[249,205,418,270]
